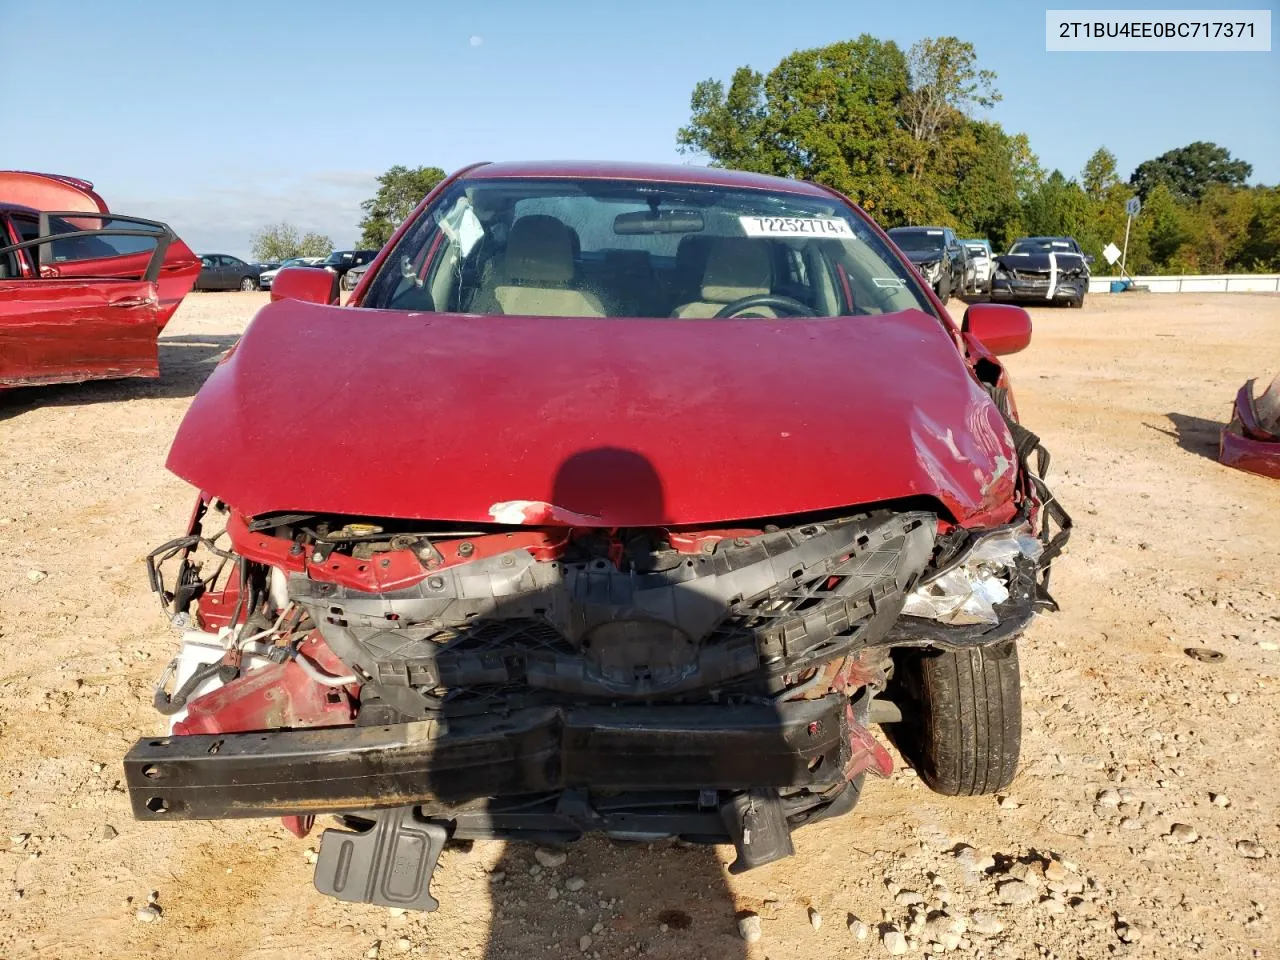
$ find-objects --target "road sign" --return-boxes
[1126,196,1141,217]
[1103,242,1121,265]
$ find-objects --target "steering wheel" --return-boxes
[712,293,817,319]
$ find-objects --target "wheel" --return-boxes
[887,639,1021,795]
[934,280,950,305]
[1070,293,1085,309]
[341,271,356,292]
[240,276,259,292]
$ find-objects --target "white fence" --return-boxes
[1087,274,1280,294]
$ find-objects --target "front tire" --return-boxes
[889,640,1021,795]
[240,276,259,292]
[1070,293,1085,309]
[934,280,950,305]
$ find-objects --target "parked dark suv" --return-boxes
[313,249,380,289]
[885,226,965,304]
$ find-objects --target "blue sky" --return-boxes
[2,0,1275,256]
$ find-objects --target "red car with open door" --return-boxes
[0,171,201,388]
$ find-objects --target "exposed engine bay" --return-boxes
[127,489,1067,910]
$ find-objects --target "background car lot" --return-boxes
[193,253,262,291]
[1,291,1275,960]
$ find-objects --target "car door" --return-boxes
[14,211,199,329]
[217,255,234,289]
[0,213,194,386]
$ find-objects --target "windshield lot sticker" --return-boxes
[872,277,906,288]
[740,216,854,238]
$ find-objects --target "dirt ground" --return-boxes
[1,291,1277,960]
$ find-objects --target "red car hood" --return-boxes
[167,302,1019,527]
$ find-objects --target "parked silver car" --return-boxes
[259,256,325,290]
[962,239,994,293]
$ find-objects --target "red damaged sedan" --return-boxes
[0,170,200,388]
[129,161,1071,911]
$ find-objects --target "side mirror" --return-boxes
[1084,254,1095,265]
[271,266,339,304]
[962,303,1032,356]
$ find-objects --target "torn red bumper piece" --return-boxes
[1219,375,1280,480]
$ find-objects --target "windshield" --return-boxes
[322,252,351,265]
[887,229,945,255]
[1010,238,1076,254]
[362,177,934,319]
[964,243,988,257]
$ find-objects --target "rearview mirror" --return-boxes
[614,209,705,235]
[961,303,1032,356]
[271,266,339,305]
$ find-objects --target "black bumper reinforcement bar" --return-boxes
[125,695,851,821]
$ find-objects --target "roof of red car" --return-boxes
[464,161,835,197]
[0,170,110,214]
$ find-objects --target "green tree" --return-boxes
[1081,147,1120,200]
[1239,186,1280,271]
[901,37,1000,182]
[680,36,957,224]
[250,222,334,262]
[1129,141,1252,201]
[358,165,447,247]
[937,119,1026,247]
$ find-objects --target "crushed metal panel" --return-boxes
[1219,375,1280,479]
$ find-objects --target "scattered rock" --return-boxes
[364,944,380,960]
[1096,788,1121,807]
[579,934,592,952]
[1042,897,1067,915]
[954,845,995,873]
[534,846,567,869]
[1005,863,1042,887]
[849,917,869,940]
[134,904,161,922]
[387,907,407,918]
[1044,860,1068,883]
[895,890,926,906]
[547,887,559,900]
[1116,921,1144,943]
[1169,823,1199,844]
[1211,793,1230,808]
[969,912,1005,935]
[997,796,1020,810]
[97,824,118,841]
[1236,840,1267,859]
[26,569,47,584]
[882,929,908,955]
[564,876,586,893]
[489,871,506,883]
[1119,817,1143,831]
[808,906,822,930]
[996,879,1038,906]
[738,913,762,943]
[303,848,319,864]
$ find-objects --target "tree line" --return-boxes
[313,37,1276,276]
[677,36,1278,274]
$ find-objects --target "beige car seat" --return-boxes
[493,215,605,317]
[673,237,776,318]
